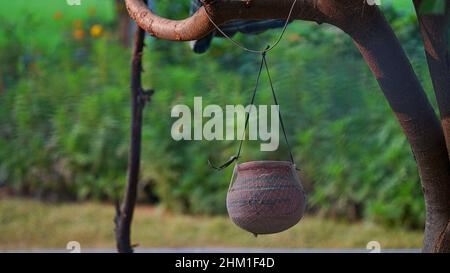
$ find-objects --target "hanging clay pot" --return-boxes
[226,161,307,235]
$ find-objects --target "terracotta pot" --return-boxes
[226,161,307,235]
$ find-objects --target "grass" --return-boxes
[0,198,423,250]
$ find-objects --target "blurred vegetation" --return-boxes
[0,1,441,229]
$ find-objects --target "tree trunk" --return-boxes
[413,0,450,252]
[345,7,450,253]
[114,0,153,252]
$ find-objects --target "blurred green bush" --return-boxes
[0,1,431,228]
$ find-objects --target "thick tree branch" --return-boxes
[413,0,450,253]
[346,7,450,253]
[124,0,344,41]
[125,0,215,41]
[115,2,154,252]
[413,0,450,158]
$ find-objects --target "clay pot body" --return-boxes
[226,161,307,235]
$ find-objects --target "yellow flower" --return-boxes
[90,24,103,38]
[53,11,63,21]
[73,29,85,41]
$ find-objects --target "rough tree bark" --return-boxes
[124,0,328,41]
[115,0,153,253]
[413,0,450,252]
[122,0,450,252]
[344,6,450,254]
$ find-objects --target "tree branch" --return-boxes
[333,5,450,253]
[115,1,154,252]
[413,0,450,158]
[124,0,344,41]
[413,0,450,253]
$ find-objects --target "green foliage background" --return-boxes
[1,0,445,229]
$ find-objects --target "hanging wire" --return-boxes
[206,0,299,170]
[262,53,295,164]
[208,52,266,170]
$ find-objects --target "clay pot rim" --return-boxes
[237,160,296,171]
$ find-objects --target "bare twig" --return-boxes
[115,0,153,252]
